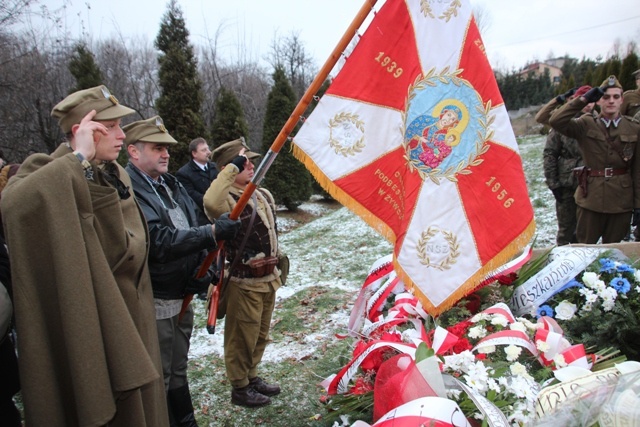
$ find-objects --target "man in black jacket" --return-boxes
[124,117,240,427]
[176,137,219,213]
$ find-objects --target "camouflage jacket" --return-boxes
[542,129,583,190]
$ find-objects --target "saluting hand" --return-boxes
[72,110,108,161]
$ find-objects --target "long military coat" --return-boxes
[0,145,168,427]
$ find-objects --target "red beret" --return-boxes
[574,85,592,98]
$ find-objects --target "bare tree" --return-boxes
[266,30,316,99]
[472,4,491,38]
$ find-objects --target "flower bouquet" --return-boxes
[530,256,640,361]
[320,254,623,426]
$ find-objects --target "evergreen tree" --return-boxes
[261,67,312,210]
[620,52,639,91]
[155,0,206,173]
[68,42,103,92]
[210,87,250,148]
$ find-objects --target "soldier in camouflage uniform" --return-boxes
[622,69,640,118]
[536,85,594,245]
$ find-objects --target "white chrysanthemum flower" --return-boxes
[555,300,578,320]
[490,315,509,327]
[509,321,527,333]
[468,325,487,339]
[634,270,640,284]
[515,317,538,330]
[579,288,598,303]
[536,340,550,352]
[581,302,593,312]
[487,377,501,393]
[553,353,567,368]
[593,280,607,293]
[478,345,496,354]
[470,313,490,323]
[446,389,462,400]
[582,271,599,288]
[602,298,616,311]
[509,362,533,381]
[443,350,475,372]
[505,344,522,361]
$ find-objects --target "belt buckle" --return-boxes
[604,167,613,178]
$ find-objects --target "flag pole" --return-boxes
[188,0,380,332]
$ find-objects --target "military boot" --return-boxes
[249,376,281,396]
[231,385,271,408]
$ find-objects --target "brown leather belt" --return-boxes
[587,167,628,178]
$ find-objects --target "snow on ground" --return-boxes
[189,135,557,362]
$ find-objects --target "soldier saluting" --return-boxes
[549,75,640,244]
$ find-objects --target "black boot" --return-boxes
[168,384,198,427]
[249,376,281,396]
[231,385,271,408]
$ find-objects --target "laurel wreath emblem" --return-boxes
[417,226,460,270]
[420,0,462,22]
[401,67,492,185]
[328,112,366,157]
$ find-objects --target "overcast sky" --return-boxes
[32,0,640,72]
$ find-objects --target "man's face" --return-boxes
[598,88,623,117]
[94,119,125,162]
[131,142,171,179]
[233,156,255,187]
[192,142,211,164]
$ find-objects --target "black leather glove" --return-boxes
[230,155,246,173]
[551,187,563,201]
[214,212,241,241]
[555,87,576,104]
[185,264,218,295]
[582,87,604,103]
[632,209,640,227]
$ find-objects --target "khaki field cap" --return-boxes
[600,75,623,90]
[211,138,260,167]
[51,85,135,133]
[123,116,177,145]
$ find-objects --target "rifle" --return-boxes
[179,0,380,333]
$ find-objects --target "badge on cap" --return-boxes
[608,76,615,87]
[156,117,167,133]
[100,86,120,105]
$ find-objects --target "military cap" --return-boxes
[51,85,135,134]
[211,138,260,167]
[632,69,640,78]
[123,116,177,145]
[600,75,623,90]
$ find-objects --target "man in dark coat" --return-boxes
[124,117,240,426]
[1,85,169,426]
[549,75,640,244]
[176,137,219,213]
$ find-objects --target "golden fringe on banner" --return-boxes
[293,143,397,243]
[293,143,536,316]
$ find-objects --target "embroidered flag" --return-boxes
[293,0,534,315]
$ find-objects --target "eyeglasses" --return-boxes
[602,94,621,100]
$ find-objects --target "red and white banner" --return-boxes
[294,0,534,314]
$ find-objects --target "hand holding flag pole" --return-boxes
[180,0,380,333]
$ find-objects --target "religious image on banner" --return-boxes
[293,0,535,315]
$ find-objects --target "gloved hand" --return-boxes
[632,209,640,227]
[555,87,576,104]
[214,212,241,241]
[185,264,218,295]
[551,187,563,201]
[230,155,246,173]
[582,86,604,103]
